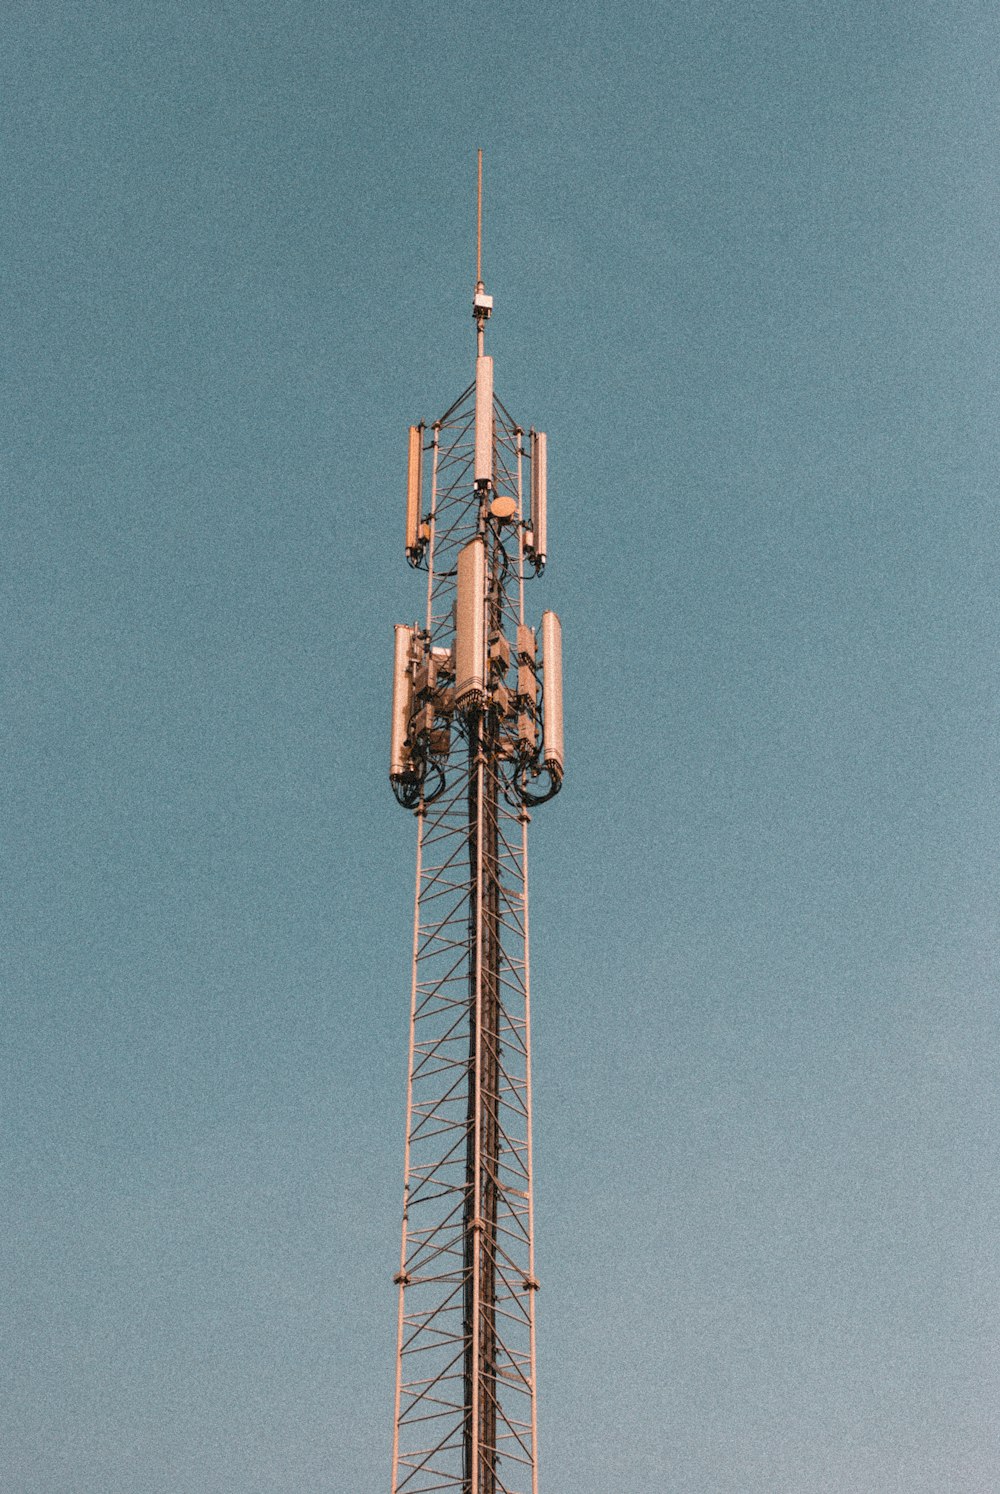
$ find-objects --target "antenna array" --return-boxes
[388,157,564,1494]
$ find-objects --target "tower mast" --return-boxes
[389,155,563,1494]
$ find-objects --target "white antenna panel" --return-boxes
[455,538,487,706]
[541,608,563,776]
[474,356,493,488]
[390,624,415,778]
[530,431,547,566]
[405,426,422,557]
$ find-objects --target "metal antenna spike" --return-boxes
[476,147,483,291]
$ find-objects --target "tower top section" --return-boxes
[472,149,493,349]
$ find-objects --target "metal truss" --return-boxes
[391,387,541,1494]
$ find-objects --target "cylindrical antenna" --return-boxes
[474,354,494,489]
[476,148,483,290]
[529,431,548,571]
[390,625,415,780]
[541,609,564,779]
[405,425,423,561]
[455,536,487,707]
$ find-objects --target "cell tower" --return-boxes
[387,153,564,1494]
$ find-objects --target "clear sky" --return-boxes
[4,2,999,1490]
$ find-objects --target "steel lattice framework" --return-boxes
[388,217,563,1494]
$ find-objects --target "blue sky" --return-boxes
[4,2,1000,1490]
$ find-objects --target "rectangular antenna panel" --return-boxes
[530,431,547,564]
[390,624,415,778]
[405,426,422,555]
[541,608,564,775]
[474,356,493,487]
[455,538,487,706]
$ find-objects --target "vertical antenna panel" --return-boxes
[474,356,494,488]
[405,426,422,557]
[541,608,564,776]
[455,537,487,705]
[390,624,414,778]
[530,431,547,566]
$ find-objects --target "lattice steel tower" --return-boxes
[387,155,564,1494]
